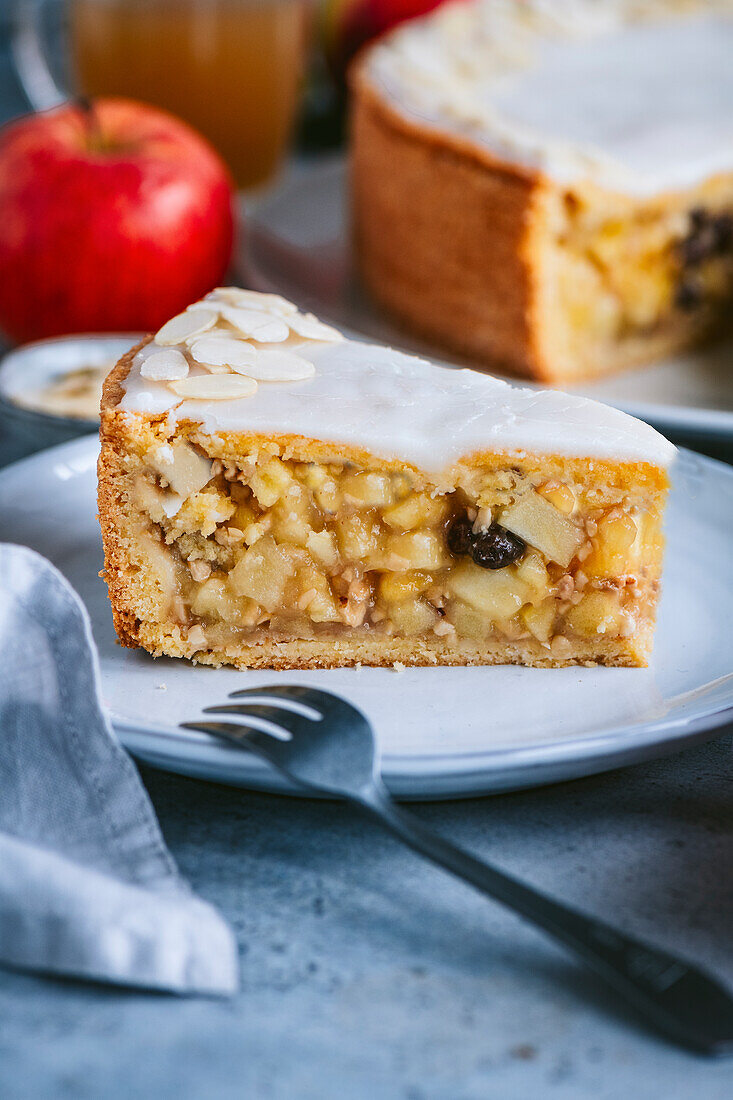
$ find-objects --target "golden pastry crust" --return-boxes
[350,64,733,383]
[351,73,544,378]
[98,342,668,670]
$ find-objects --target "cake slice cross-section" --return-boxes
[98,289,675,669]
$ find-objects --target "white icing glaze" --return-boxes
[121,331,675,471]
[367,0,733,196]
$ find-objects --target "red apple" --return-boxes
[0,98,235,344]
[323,0,447,84]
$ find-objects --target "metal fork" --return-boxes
[183,685,733,1055]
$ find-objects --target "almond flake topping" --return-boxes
[139,289,344,405]
[206,288,298,316]
[197,361,233,375]
[169,375,258,400]
[242,349,316,381]
[218,305,291,343]
[286,312,344,342]
[189,335,258,370]
[139,348,190,381]
[154,308,218,345]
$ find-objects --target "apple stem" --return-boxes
[75,96,106,153]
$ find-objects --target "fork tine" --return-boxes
[203,703,317,734]
[181,719,251,742]
[229,684,350,716]
[181,720,314,790]
[180,720,289,763]
[229,684,324,707]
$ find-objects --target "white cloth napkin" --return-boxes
[0,543,238,996]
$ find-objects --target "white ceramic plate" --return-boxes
[2,436,733,799]
[241,159,733,444]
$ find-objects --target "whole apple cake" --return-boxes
[98,289,674,669]
[351,0,733,382]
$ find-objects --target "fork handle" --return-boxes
[355,783,733,1055]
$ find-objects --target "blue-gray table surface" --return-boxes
[1,33,733,1099]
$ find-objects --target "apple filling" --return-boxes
[550,199,733,370]
[128,438,663,658]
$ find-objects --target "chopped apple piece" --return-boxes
[383,493,448,531]
[298,465,340,512]
[336,514,381,560]
[249,458,294,508]
[192,578,241,623]
[341,471,395,507]
[515,549,550,600]
[172,490,235,536]
[313,480,341,514]
[389,597,439,635]
[306,529,339,569]
[379,570,432,603]
[536,481,575,515]
[583,512,638,578]
[447,560,527,620]
[299,463,330,489]
[445,599,490,641]
[388,530,448,570]
[296,567,341,623]
[229,536,292,611]
[500,491,584,567]
[522,599,556,642]
[270,493,317,548]
[565,589,624,637]
[232,500,258,532]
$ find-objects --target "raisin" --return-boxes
[471,523,526,570]
[675,278,703,311]
[716,215,733,254]
[678,209,733,267]
[447,516,474,556]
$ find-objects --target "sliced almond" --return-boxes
[198,361,233,375]
[154,308,218,346]
[149,441,213,496]
[189,559,212,582]
[186,624,207,649]
[169,374,258,400]
[218,304,290,343]
[241,349,316,381]
[139,348,190,381]
[189,335,258,371]
[161,491,185,518]
[206,287,297,315]
[286,312,343,342]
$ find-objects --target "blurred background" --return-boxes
[0,0,730,466]
[0,0,446,447]
[0,0,440,461]
[5,0,436,185]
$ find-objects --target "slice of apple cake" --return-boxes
[98,289,675,669]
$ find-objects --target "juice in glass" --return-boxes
[70,0,310,188]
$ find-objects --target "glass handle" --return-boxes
[11,0,68,111]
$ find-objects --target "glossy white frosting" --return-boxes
[367,0,733,196]
[121,332,676,471]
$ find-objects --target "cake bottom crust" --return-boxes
[109,609,651,670]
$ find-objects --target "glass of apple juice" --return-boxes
[65,0,312,189]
